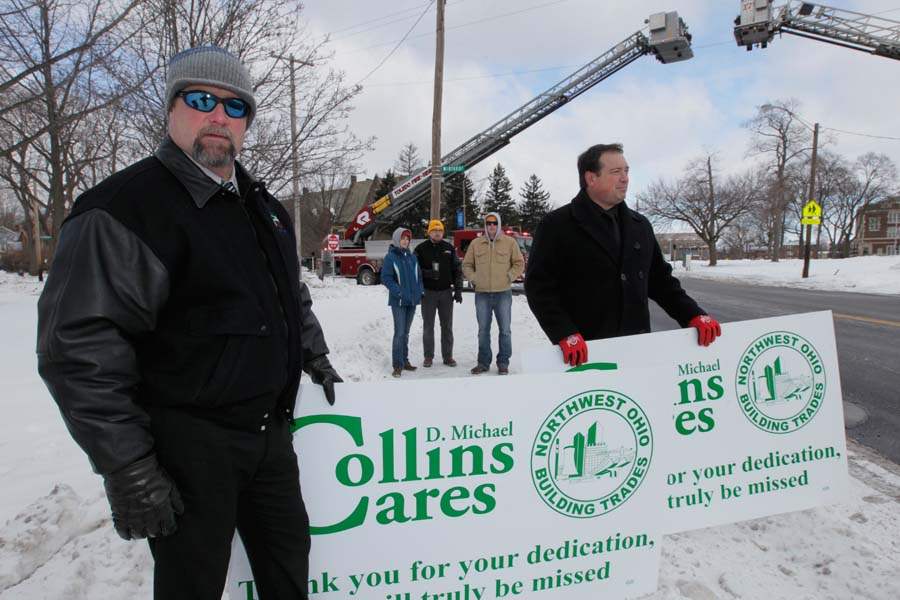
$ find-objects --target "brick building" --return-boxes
[855,197,900,256]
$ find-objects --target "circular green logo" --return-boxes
[735,331,826,434]
[530,389,653,518]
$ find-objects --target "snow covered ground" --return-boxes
[673,256,900,296]
[2,268,899,599]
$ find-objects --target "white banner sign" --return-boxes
[522,311,850,532]
[228,312,849,598]
[228,373,668,599]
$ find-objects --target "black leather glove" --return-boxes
[453,289,463,303]
[305,354,343,405]
[102,453,184,541]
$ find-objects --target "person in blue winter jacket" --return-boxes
[381,227,425,377]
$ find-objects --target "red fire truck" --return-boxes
[327,228,531,287]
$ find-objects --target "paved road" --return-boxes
[648,278,900,464]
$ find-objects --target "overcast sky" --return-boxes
[300,0,900,218]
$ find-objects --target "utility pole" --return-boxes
[430,0,446,220]
[272,53,314,278]
[802,122,819,279]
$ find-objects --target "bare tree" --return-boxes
[0,0,147,159]
[780,149,849,257]
[0,184,22,229]
[808,151,847,256]
[0,0,373,271]
[721,211,766,259]
[743,99,813,261]
[0,137,48,273]
[394,142,421,178]
[782,160,810,250]
[0,0,142,100]
[0,0,150,257]
[822,152,897,257]
[637,154,760,265]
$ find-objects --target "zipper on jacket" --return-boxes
[392,247,418,306]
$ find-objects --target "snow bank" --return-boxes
[673,256,900,295]
[0,484,85,589]
[0,486,152,599]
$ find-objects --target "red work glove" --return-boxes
[558,333,588,367]
[689,315,722,347]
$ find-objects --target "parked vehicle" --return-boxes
[327,228,531,286]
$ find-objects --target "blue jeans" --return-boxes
[391,305,417,368]
[475,290,512,368]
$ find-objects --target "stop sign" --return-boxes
[326,234,339,251]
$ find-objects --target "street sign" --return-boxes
[326,234,340,251]
[801,200,822,225]
[441,165,465,173]
[456,209,464,229]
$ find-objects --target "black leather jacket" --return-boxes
[37,137,329,474]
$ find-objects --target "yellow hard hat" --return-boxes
[428,219,445,233]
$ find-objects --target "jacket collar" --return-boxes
[155,136,256,208]
[570,189,642,262]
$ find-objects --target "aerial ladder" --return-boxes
[343,11,693,245]
[734,0,900,59]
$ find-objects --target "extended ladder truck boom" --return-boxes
[343,11,693,244]
[735,0,900,59]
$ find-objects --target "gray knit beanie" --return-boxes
[165,46,256,125]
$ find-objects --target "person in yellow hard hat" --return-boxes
[414,219,464,367]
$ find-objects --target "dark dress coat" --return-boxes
[525,189,704,344]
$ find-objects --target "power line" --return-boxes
[327,3,430,36]
[355,0,436,86]
[332,9,434,41]
[343,0,572,55]
[329,0,470,42]
[821,126,900,141]
[761,105,899,141]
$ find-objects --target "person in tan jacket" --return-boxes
[462,212,525,374]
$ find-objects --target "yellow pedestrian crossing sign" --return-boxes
[801,200,822,225]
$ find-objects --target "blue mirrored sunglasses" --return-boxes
[178,90,250,119]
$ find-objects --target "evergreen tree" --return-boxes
[442,173,478,230]
[482,163,518,227]
[518,173,552,233]
[372,170,397,200]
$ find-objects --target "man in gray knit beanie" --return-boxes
[165,46,257,124]
[37,41,342,600]
[164,45,257,181]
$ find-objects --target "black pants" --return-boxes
[147,408,310,600]
[421,288,454,360]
